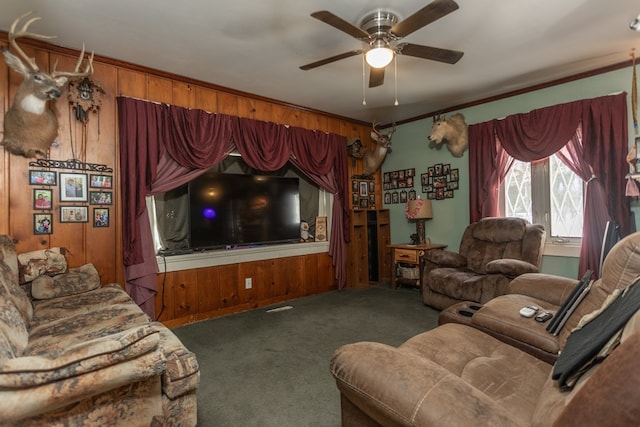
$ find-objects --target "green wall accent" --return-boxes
[382,66,639,280]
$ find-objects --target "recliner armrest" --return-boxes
[486,259,539,277]
[423,250,467,268]
[508,273,579,306]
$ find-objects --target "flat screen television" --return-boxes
[188,172,301,250]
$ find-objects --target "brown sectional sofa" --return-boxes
[0,235,199,425]
[330,232,640,426]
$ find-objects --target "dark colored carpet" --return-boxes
[172,284,440,426]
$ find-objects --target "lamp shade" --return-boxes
[365,40,394,68]
[406,199,433,220]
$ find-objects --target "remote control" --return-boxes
[535,311,553,322]
[519,305,539,318]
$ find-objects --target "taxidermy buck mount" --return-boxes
[427,113,468,157]
[348,121,396,177]
[1,12,94,158]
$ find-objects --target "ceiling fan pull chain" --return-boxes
[394,55,399,106]
[362,54,367,106]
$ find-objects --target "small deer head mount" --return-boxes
[362,121,396,176]
[1,12,94,158]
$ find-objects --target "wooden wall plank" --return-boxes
[147,76,173,104]
[195,86,218,113]
[172,82,196,108]
[196,266,221,313]
[217,92,238,116]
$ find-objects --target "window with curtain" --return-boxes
[468,93,629,278]
[501,154,584,255]
[149,155,322,253]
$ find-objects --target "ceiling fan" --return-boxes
[299,0,464,88]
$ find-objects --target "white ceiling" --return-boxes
[1,0,639,124]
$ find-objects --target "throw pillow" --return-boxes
[31,263,101,300]
[18,248,67,284]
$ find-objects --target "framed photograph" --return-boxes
[60,206,88,223]
[90,174,113,189]
[93,208,110,227]
[33,189,53,210]
[60,173,88,202]
[29,170,57,186]
[359,181,368,197]
[34,213,53,234]
[90,191,113,205]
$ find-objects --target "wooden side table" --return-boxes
[388,243,447,292]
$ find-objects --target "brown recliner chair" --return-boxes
[422,217,545,310]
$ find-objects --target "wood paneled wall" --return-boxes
[0,35,383,326]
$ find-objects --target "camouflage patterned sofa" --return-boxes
[0,235,199,426]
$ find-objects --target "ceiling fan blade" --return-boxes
[390,0,459,38]
[397,43,463,64]
[300,50,363,70]
[311,11,371,40]
[369,67,385,88]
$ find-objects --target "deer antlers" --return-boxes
[1,12,94,158]
[8,11,94,78]
[371,121,396,148]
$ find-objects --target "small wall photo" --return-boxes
[60,206,88,223]
[60,173,88,202]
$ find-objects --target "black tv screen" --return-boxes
[188,172,301,250]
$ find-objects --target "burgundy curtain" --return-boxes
[468,93,630,278]
[117,97,350,317]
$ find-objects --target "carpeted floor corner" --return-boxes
[172,284,439,426]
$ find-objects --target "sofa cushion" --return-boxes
[0,299,29,362]
[17,247,67,284]
[31,263,101,300]
[0,325,159,387]
[429,268,508,304]
[472,294,561,355]
[0,236,33,323]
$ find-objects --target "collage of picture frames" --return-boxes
[382,163,459,205]
[30,170,113,235]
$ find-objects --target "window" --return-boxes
[501,154,584,256]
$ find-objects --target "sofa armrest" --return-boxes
[423,250,467,268]
[31,263,100,300]
[152,322,200,399]
[486,259,539,277]
[508,273,579,306]
[0,325,160,387]
[0,325,166,422]
[331,342,522,426]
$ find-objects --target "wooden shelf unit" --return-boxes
[346,209,392,288]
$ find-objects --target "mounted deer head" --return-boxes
[1,12,94,158]
[362,121,396,176]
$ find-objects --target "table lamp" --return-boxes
[406,198,433,245]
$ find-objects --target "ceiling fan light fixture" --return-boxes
[366,40,394,68]
[631,13,640,31]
